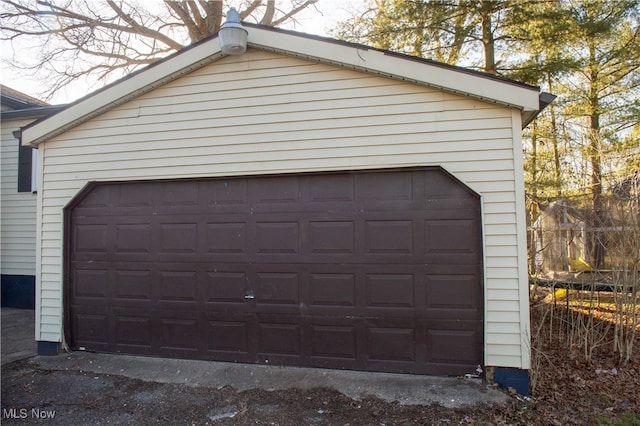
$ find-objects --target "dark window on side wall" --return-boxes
[15,130,35,193]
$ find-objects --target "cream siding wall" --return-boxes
[36,50,529,368]
[1,118,37,276]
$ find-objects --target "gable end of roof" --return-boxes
[22,24,547,146]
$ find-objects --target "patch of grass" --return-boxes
[593,414,613,425]
[596,393,612,406]
[592,411,640,426]
[619,411,640,426]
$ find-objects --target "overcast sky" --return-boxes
[0,0,358,104]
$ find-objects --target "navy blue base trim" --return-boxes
[494,367,529,396]
[1,275,35,309]
[37,341,59,356]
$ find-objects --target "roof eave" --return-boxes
[22,38,226,147]
[23,25,546,146]
[246,26,541,111]
[521,92,556,129]
[1,105,67,121]
[0,86,49,109]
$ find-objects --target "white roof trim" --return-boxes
[23,38,225,146]
[23,26,541,147]
[248,27,540,112]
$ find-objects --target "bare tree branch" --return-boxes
[260,0,275,25]
[272,0,318,27]
[198,0,222,34]
[240,0,262,20]
[0,0,318,98]
[106,0,184,50]
[164,0,201,41]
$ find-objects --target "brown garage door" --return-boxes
[66,167,483,375]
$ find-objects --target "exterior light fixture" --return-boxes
[219,8,248,55]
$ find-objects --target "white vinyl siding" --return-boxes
[35,50,529,369]
[1,118,37,276]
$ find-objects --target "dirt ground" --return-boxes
[2,295,639,425]
[0,360,500,425]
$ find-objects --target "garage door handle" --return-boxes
[244,292,255,300]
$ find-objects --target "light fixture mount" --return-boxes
[219,8,248,55]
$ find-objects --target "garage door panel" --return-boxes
[428,329,481,364]
[157,270,198,306]
[424,263,481,275]
[421,206,480,221]
[156,180,200,207]
[254,221,300,254]
[72,262,154,306]
[425,274,481,320]
[367,326,416,362]
[205,222,247,254]
[423,255,482,267]
[308,273,356,308]
[310,324,357,360]
[424,320,483,365]
[425,219,481,253]
[205,271,249,305]
[114,268,153,302]
[356,171,413,201]
[71,309,110,350]
[253,176,301,203]
[72,267,109,299]
[74,184,110,210]
[295,252,431,265]
[203,310,255,358]
[365,221,414,254]
[206,320,249,352]
[258,323,301,357]
[115,223,153,254]
[114,182,153,208]
[73,224,109,257]
[255,272,299,308]
[202,178,249,207]
[422,309,481,322]
[67,167,483,376]
[308,221,355,254]
[113,313,154,354]
[159,317,200,355]
[423,170,476,198]
[257,315,302,361]
[158,223,199,254]
[306,316,363,370]
[365,273,415,309]
[308,173,355,202]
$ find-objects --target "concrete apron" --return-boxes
[2,308,509,407]
[33,352,509,408]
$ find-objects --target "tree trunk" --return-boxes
[588,42,605,269]
[529,120,539,274]
[547,74,562,196]
[480,0,496,74]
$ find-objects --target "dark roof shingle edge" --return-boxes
[1,105,67,120]
[1,85,49,109]
[242,23,541,92]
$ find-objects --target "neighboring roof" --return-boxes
[2,105,67,121]
[22,24,549,147]
[1,85,48,109]
[1,85,65,121]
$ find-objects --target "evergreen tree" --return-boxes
[331,0,516,74]
[334,0,640,269]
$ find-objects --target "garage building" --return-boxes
[21,23,549,392]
